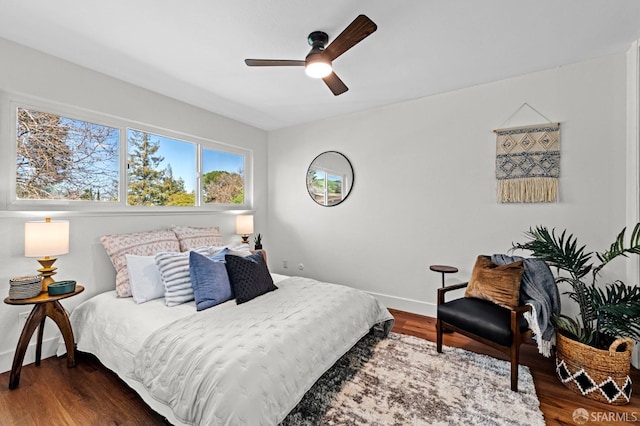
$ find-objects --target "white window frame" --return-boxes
[1,93,253,213]
[309,165,348,205]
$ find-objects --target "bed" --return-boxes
[63,272,394,425]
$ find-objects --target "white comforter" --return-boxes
[68,275,393,425]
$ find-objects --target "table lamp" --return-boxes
[24,217,69,291]
[235,215,254,245]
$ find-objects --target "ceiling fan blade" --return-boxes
[245,59,305,67]
[322,72,348,96]
[323,15,377,61]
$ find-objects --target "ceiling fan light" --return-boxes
[305,60,332,79]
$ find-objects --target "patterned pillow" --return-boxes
[101,230,180,297]
[171,225,224,251]
[225,252,277,304]
[189,250,233,311]
[464,255,524,309]
[155,247,210,306]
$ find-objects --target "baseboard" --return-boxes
[367,291,436,318]
[0,336,60,375]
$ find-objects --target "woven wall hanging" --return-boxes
[494,103,560,203]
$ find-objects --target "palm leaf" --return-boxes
[553,314,598,346]
[512,226,592,279]
[594,223,640,276]
[592,280,640,341]
[560,277,597,325]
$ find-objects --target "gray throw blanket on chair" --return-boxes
[492,254,560,357]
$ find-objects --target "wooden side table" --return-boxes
[4,285,84,389]
[429,265,458,287]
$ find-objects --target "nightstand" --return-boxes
[4,285,84,389]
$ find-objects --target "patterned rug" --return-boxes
[282,332,544,425]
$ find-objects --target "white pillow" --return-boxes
[208,244,252,257]
[126,254,165,304]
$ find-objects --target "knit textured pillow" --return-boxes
[101,230,180,297]
[171,225,224,251]
[225,252,277,304]
[155,247,211,307]
[464,255,524,309]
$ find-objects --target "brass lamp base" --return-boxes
[240,235,250,244]
[36,256,58,291]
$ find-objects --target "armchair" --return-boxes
[436,282,532,391]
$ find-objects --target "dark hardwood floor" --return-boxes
[0,309,638,425]
[390,309,640,426]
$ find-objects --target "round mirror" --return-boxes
[306,151,354,206]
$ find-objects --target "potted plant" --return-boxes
[512,224,640,405]
[254,233,263,250]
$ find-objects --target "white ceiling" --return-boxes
[1,1,640,131]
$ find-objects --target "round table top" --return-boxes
[429,265,458,274]
[4,285,84,305]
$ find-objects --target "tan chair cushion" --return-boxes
[464,255,524,309]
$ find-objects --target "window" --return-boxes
[16,108,120,201]
[202,147,245,205]
[127,129,196,207]
[11,102,251,210]
[308,169,345,205]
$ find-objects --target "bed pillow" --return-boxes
[101,229,180,297]
[155,247,210,307]
[225,252,277,304]
[210,247,231,262]
[464,255,524,309]
[172,225,224,252]
[207,243,252,258]
[189,250,233,311]
[126,255,165,304]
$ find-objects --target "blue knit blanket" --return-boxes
[492,254,560,357]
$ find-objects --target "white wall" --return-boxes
[267,53,628,317]
[0,38,268,373]
[0,35,632,375]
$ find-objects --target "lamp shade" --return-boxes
[305,56,332,78]
[24,218,69,257]
[235,215,254,235]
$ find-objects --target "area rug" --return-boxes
[281,332,544,425]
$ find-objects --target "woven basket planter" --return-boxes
[555,332,633,405]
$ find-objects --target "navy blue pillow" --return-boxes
[189,251,234,311]
[225,252,277,304]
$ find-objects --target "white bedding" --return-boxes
[63,274,393,425]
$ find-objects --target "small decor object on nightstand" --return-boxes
[8,276,42,300]
[47,280,76,296]
[254,233,263,250]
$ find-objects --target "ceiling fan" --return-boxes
[244,15,377,96]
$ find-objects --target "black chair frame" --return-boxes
[436,282,532,391]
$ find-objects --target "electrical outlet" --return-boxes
[18,312,29,327]
[298,263,304,271]
[283,259,288,269]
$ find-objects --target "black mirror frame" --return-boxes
[306,151,354,207]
